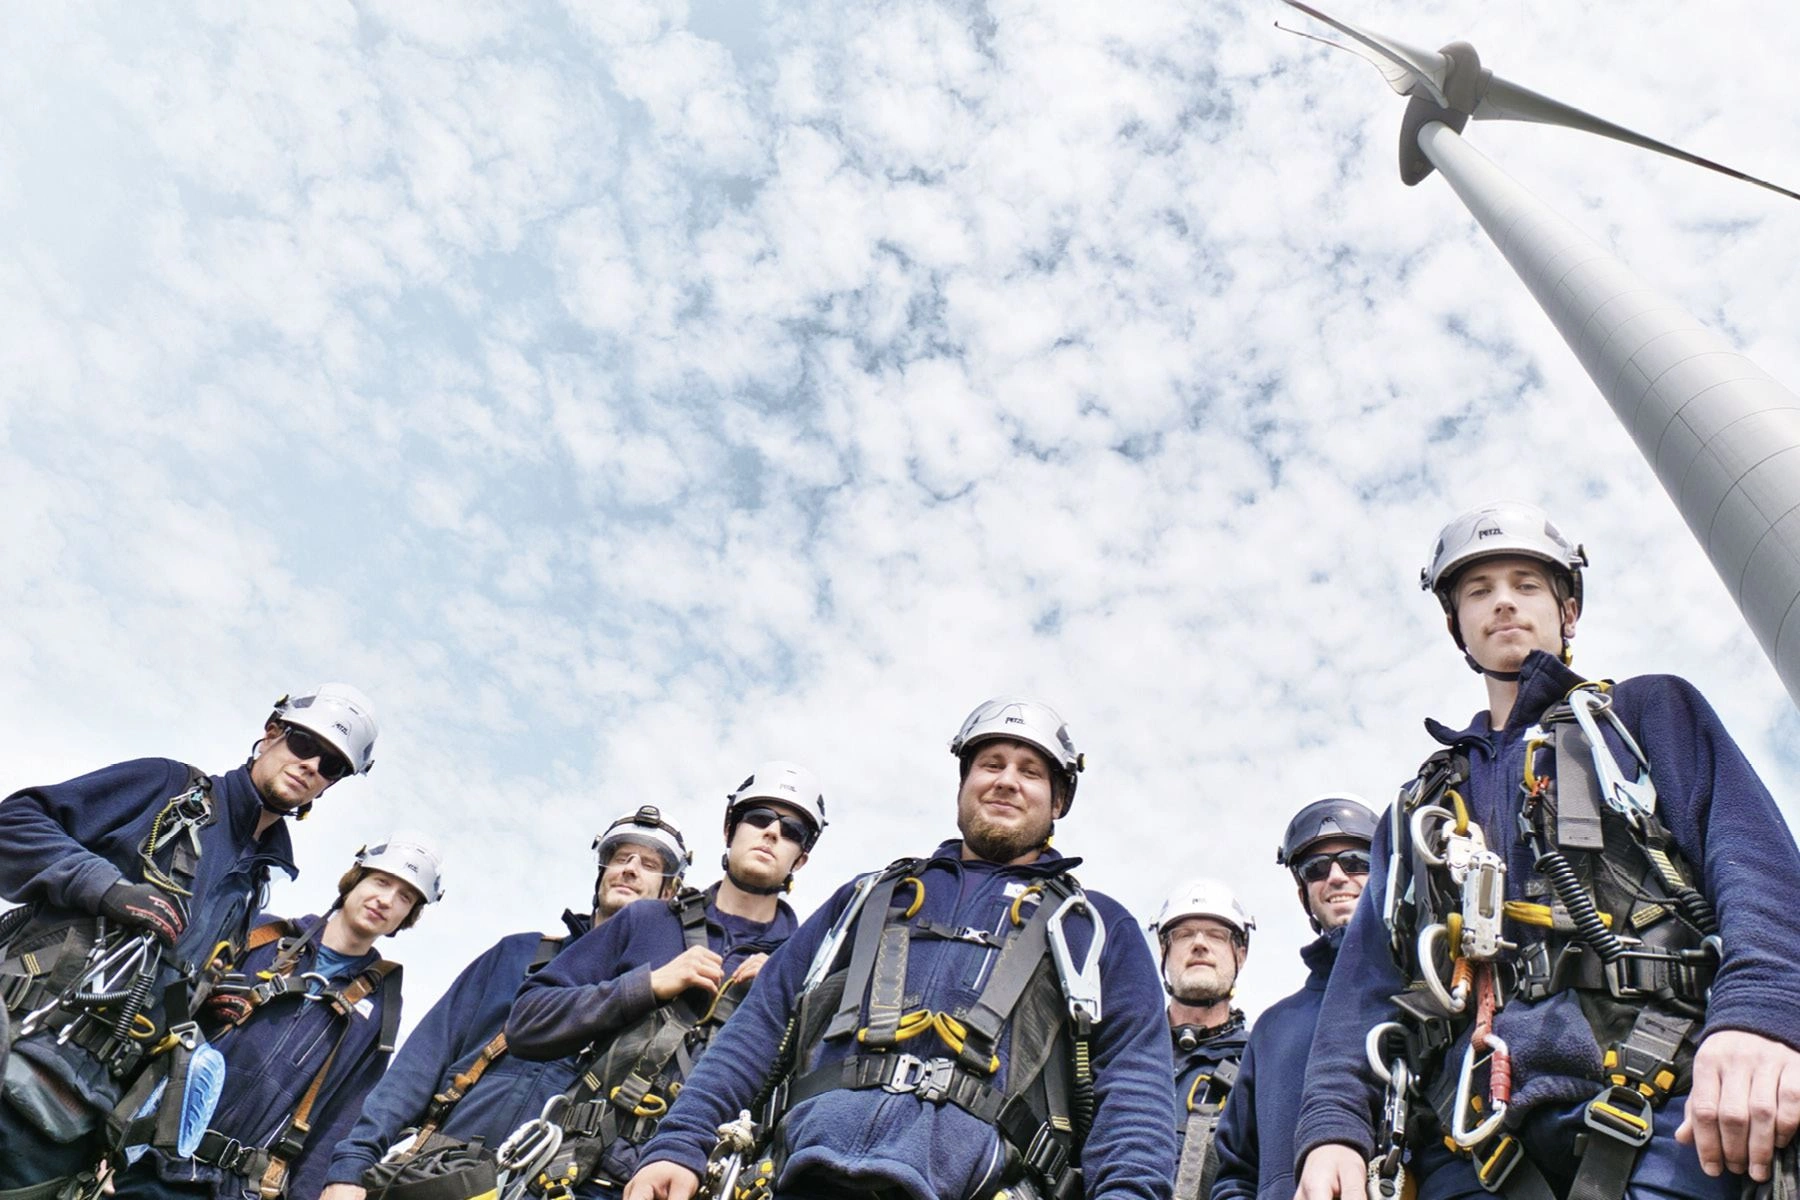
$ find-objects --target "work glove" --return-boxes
[202,991,254,1027]
[99,881,187,946]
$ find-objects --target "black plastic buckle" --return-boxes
[198,1131,257,1174]
[883,1054,956,1103]
[1585,1086,1654,1148]
[1022,1124,1069,1187]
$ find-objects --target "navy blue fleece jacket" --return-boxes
[129,914,399,1200]
[1294,652,1800,1168]
[506,888,798,1188]
[0,759,297,1109]
[634,842,1177,1200]
[1212,927,1343,1200]
[325,912,591,1186]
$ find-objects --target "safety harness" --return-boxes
[152,918,402,1198]
[1,768,215,1081]
[1371,682,1719,1200]
[1171,1018,1243,1200]
[502,890,740,1200]
[743,857,1104,1200]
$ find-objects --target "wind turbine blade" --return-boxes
[1476,75,1800,203]
[1274,20,1418,92]
[1277,0,1452,107]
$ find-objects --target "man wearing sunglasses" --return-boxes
[1212,795,1374,1200]
[0,682,378,1197]
[1151,879,1255,1200]
[623,697,1175,1200]
[321,806,694,1200]
[500,763,824,1197]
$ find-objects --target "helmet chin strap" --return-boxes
[1464,650,1521,681]
[720,852,787,896]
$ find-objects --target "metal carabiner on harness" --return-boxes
[1450,1035,1509,1148]
[1363,1022,1415,1200]
[1416,924,1468,1015]
[1046,894,1105,1031]
[496,1093,568,1198]
[801,870,884,994]
[1565,689,1658,825]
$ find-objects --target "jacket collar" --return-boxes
[927,839,1083,876]
[1301,924,1345,985]
[1425,649,1590,746]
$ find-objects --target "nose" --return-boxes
[1326,861,1351,885]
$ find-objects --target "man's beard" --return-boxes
[1170,965,1236,1006]
[960,808,1051,864]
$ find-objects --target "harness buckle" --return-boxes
[883,1053,956,1103]
[1021,1122,1070,1187]
[1475,1134,1523,1193]
[1584,1086,1654,1148]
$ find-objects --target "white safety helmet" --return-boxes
[949,697,1085,813]
[354,831,445,905]
[594,805,693,886]
[1421,502,1588,645]
[1150,878,1255,952]
[725,761,827,849]
[272,683,379,776]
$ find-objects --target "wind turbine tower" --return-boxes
[1279,2,1800,708]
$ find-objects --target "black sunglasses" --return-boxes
[281,724,354,782]
[735,806,811,846]
[1296,848,1372,883]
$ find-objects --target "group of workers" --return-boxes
[2,498,1798,1200]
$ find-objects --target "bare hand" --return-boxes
[1295,1144,1367,1200]
[320,1185,367,1200]
[1677,1029,1800,1181]
[623,1161,701,1200]
[730,953,770,986]
[650,946,725,1001]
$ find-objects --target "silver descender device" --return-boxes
[700,1109,759,1200]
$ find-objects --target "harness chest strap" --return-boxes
[1173,1059,1238,1200]
[770,863,1091,1199]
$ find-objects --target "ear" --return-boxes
[791,850,810,874]
[1562,596,1580,639]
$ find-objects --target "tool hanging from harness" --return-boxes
[746,858,1105,1200]
[1372,682,1721,1200]
[503,890,741,1200]
[1173,1056,1238,1200]
[1,768,215,1080]
[151,918,401,1199]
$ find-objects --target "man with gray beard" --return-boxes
[1151,880,1253,1200]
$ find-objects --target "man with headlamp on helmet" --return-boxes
[1213,795,1374,1200]
[323,807,692,1200]
[500,764,822,1197]
[1152,879,1254,1200]
[1295,502,1800,1200]
[111,831,439,1200]
[623,697,1174,1200]
[0,683,378,1198]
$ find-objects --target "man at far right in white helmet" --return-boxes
[1212,794,1374,1200]
[1151,879,1254,1200]
[1295,502,1800,1200]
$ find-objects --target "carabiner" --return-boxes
[1364,1021,1410,1085]
[1046,894,1105,1028]
[1417,924,1468,1014]
[1566,689,1658,822]
[1450,1041,1508,1148]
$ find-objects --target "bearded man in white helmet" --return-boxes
[109,833,440,1200]
[1152,879,1254,1200]
[325,806,693,1200]
[0,683,379,1197]
[1295,502,1800,1200]
[622,697,1175,1200]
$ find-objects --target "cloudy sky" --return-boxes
[5,0,1799,1029]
